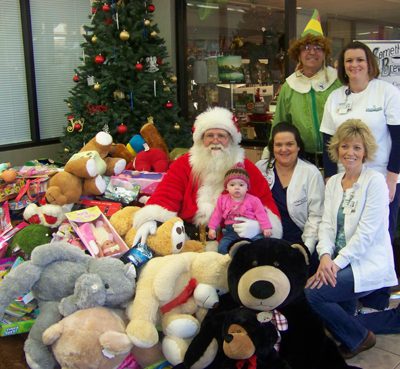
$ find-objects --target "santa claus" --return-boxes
[133,106,282,245]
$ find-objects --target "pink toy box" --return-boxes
[65,206,129,258]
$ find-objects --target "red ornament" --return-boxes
[165,101,174,109]
[67,114,74,120]
[74,123,82,132]
[147,4,155,12]
[73,74,79,82]
[117,123,128,134]
[157,57,163,65]
[91,7,97,14]
[95,54,105,64]
[104,17,113,25]
[102,3,110,12]
[135,62,143,71]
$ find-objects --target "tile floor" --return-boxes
[346,296,400,369]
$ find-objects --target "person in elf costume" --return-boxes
[271,9,341,166]
[132,106,282,247]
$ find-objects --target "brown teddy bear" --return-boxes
[46,132,126,206]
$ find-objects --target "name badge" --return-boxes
[337,101,352,115]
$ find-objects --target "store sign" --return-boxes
[363,40,400,89]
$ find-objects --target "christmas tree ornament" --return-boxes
[119,29,130,41]
[150,31,158,38]
[104,17,113,25]
[144,19,151,26]
[157,57,163,65]
[174,122,181,130]
[147,4,155,13]
[94,82,101,91]
[170,75,177,83]
[91,7,97,14]
[165,101,174,109]
[74,122,82,132]
[117,123,128,134]
[146,56,159,72]
[94,54,105,64]
[135,62,144,71]
[91,35,98,43]
[102,3,111,12]
[113,90,125,100]
[64,147,70,153]
[73,74,79,82]
[67,102,72,108]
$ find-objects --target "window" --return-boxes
[0,0,89,148]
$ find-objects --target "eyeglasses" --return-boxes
[203,132,230,141]
[301,44,324,53]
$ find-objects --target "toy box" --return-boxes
[65,206,129,258]
[117,171,165,196]
[0,311,38,336]
[78,199,122,217]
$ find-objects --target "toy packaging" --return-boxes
[117,170,165,196]
[0,222,29,259]
[65,206,129,258]
[78,198,123,218]
[104,176,141,204]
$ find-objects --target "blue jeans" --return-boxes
[355,304,400,334]
[217,224,263,254]
[305,265,374,351]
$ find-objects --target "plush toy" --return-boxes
[226,238,360,369]
[43,307,134,369]
[133,148,170,172]
[125,251,230,365]
[23,202,68,228]
[178,307,290,369]
[8,224,52,259]
[0,241,137,369]
[45,131,126,206]
[140,117,169,154]
[110,207,204,255]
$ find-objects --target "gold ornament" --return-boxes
[174,122,181,130]
[91,35,98,43]
[94,82,101,91]
[170,75,177,83]
[66,117,85,133]
[144,19,151,26]
[113,90,125,100]
[64,147,70,153]
[119,30,130,41]
[67,102,72,108]
[150,31,157,37]
[164,86,171,92]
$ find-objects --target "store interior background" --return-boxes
[1,0,400,164]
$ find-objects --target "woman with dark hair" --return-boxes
[256,122,325,260]
[320,40,400,311]
[271,10,341,165]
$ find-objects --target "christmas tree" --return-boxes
[61,0,191,160]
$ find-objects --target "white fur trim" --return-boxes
[192,107,241,145]
[267,208,282,239]
[133,204,177,229]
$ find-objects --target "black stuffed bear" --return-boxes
[177,306,290,369]
[177,238,361,369]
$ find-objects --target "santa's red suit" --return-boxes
[133,107,282,238]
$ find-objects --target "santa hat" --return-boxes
[192,107,241,145]
[301,9,323,37]
[223,163,249,188]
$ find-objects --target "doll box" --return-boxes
[118,171,165,195]
[65,206,129,258]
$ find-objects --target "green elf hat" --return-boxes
[301,9,323,37]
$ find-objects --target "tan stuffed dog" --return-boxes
[43,307,134,369]
[45,132,126,206]
[125,251,230,365]
[110,207,204,255]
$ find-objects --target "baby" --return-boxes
[208,163,272,254]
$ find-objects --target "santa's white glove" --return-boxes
[132,220,157,246]
[233,217,261,239]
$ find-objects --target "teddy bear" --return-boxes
[42,307,135,369]
[0,241,137,369]
[177,238,361,369]
[110,206,204,255]
[125,251,230,365]
[45,131,126,206]
[133,147,170,172]
[176,307,291,369]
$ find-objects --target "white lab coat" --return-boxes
[317,166,397,293]
[256,158,325,253]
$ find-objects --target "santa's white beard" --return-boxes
[189,141,244,226]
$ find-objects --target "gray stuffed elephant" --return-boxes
[0,241,136,369]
